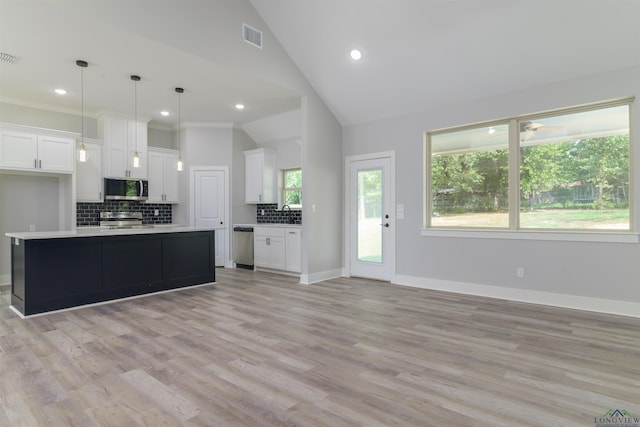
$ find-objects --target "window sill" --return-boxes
[420,228,639,244]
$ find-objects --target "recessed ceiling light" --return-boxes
[350,49,362,61]
[235,103,245,110]
[161,111,170,116]
[54,88,67,95]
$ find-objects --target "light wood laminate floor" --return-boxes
[1,268,639,426]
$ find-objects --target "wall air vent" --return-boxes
[0,52,17,64]
[243,23,263,49]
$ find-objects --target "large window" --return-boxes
[426,100,632,232]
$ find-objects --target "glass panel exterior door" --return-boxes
[349,156,393,281]
[357,168,383,264]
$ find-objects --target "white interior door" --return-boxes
[348,155,394,280]
[193,169,226,267]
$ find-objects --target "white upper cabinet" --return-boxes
[0,125,75,173]
[244,148,276,203]
[98,115,148,179]
[76,139,103,202]
[38,135,75,171]
[147,148,179,203]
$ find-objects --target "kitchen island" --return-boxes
[6,227,216,316]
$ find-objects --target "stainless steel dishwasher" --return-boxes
[233,226,254,269]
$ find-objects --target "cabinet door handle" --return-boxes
[99,192,102,200]
[266,237,270,245]
[34,159,37,168]
[39,159,42,169]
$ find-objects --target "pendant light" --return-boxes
[131,75,141,168]
[175,87,184,171]
[77,60,88,162]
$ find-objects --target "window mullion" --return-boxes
[508,118,520,230]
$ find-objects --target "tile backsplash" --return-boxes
[256,203,302,224]
[77,201,172,226]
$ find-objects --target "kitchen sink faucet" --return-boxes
[281,204,294,223]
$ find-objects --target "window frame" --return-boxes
[423,98,636,242]
[282,167,302,209]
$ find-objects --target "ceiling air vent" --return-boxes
[243,23,263,49]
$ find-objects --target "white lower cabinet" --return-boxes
[285,229,301,273]
[254,227,286,270]
[254,226,302,273]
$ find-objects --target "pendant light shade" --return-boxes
[131,75,141,168]
[77,60,88,162]
[176,87,184,171]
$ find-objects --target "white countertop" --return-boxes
[6,225,217,240]
[234,223,302,229]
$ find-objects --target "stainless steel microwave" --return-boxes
[104,178,149,201]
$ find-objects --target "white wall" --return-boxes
[0,102,97,137]
[148,127,175,150]
[301,95,343,281]
[258,139,301,171]
[174,125,234,225]
[0,174,61,284]
[232,128,258,225]
[343,66,640,311]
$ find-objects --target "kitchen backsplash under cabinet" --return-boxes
[256,203,301,224]
[77,200,172,226]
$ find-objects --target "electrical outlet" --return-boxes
[517,267,524,278]
[154,209,159,216]
[261,209,265,216]
[29,224,35,232]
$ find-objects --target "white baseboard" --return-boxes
[393,274,640,319]
[300,268,344,285]
[0,274,10,286]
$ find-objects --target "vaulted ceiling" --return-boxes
[1,0,639,130]
[251,0,640,126]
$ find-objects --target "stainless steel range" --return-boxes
[99,212,153,229]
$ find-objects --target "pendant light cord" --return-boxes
[76,60,88,157]
[81,66,84,145]
[134,78,137,151]
[175,87,184,171]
